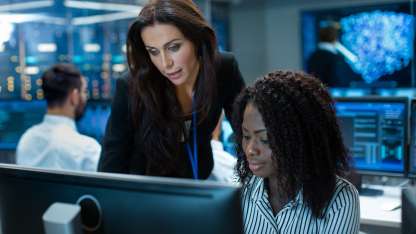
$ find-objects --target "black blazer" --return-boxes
[98,52,245,179]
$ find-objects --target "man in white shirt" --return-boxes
[16,64,101,171]
[208,139,237,183]
[208,114,237,183]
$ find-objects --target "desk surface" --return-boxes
[359,185,401,228]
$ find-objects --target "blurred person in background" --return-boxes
[208,113,237,183]
[16,63,101,171]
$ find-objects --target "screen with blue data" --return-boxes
[76,101,111,143]
[301,2,414,88]
[0,100,46,150]
[335,98,407,175]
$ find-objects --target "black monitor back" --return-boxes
[0,164,243,234]
[402,187,416,234]
[408,99,416,178]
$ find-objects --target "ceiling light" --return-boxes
[37,43,57,52]
[0,0,53,12]
[64,0,141,12]
[72,11,138,25]
[84,43,101,52]
[0,13,66,24]
[112,64,126,72]
[25,66,40,75]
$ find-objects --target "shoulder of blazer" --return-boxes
[113,73,131,99]
[216,51,236,71]
[215,52,239,84]
[117,72,129,88]
[116,77,127,87]
[112,74,132,114]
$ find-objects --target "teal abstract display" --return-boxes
[341,11,414,84]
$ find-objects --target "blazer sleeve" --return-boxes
[98,77,134,173]
[220,53,245,124]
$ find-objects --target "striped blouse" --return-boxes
[241,176,360,234]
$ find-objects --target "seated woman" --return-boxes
[233,70,360,234]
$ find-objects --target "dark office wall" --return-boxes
[229,1,267,85]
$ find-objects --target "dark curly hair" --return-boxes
[233,70,350,218]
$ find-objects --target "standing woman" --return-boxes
[98,0,245,179]
[233,71,359,233]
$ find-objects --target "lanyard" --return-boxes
[186,106,198,180]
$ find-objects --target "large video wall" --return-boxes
[0,0,139,100]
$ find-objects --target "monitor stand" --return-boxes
[359,186,384,196]
[43,202,82,234]
[349,80,398,95]
[345,171,384,197]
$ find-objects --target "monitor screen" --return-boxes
[0,164,243,234]
[409,100,416,177]
[334,97,408,175]
[301,2,414,88]
[0,100,46,150]
[76,101,111,142]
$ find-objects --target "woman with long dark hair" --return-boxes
[233,71,359,233]
[98,0,245,179]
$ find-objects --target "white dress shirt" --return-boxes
[318,42,358,63]
[16,114,101,172]
[208,140,237,183]
[242,176,360,234]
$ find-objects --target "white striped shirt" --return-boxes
[241,176,360,234]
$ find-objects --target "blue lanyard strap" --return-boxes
[186,107,198,180]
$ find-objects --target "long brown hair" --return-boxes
[126,0,218,175]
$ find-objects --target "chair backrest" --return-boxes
[402,186,416,234]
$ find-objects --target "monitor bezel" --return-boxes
[334,96,410,177]
[0,163,240,190]
[0,163,243,233]
[408,99,416,178]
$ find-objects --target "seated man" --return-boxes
[233,70,360,233]
[16,64,101,171]
[208,113,237,183]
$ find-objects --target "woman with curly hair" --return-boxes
[233,70,359,233]
[98,0,244,178]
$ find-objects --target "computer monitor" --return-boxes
[408,99,416,178]
[0,164,243,234]
[402,186,416,234]
[334,97,408,176]
[76,100,111,142]
[0,100,46,150]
